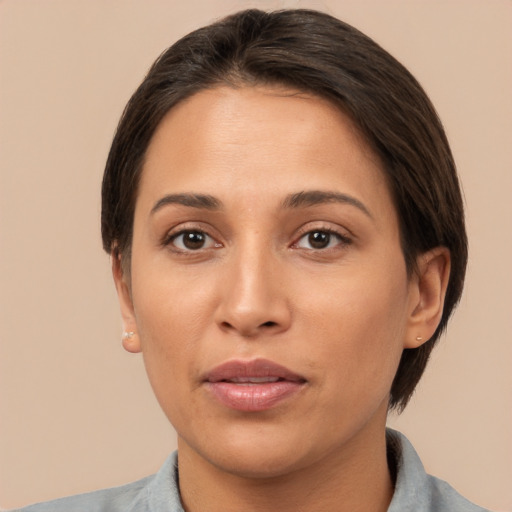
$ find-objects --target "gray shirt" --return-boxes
[13,430,491,511]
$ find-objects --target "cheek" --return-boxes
[299,266,409,395]
[132,253,216,336]
[130,284,206,427]
[129,266,211,386]
[128,255,232,401]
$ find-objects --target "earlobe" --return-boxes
[112,253,142,354]
[121,330,141,353]
[404,247,451,349]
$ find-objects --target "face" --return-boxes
[115,85,432,479]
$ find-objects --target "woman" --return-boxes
[16,8,490,512]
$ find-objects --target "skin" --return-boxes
[114,85,450,512]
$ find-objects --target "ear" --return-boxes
[112,253,142,353]
[404,247,451,349]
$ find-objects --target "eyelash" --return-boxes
[164,228,220,253]
[292,227,352,251]
[162,225,352,254]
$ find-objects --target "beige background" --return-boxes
[1,0,511,510]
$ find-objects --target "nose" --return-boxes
[214,246,292,338]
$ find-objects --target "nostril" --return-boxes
[217,319,282,336]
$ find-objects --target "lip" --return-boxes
[203,358,306,412]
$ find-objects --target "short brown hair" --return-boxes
[101,8,467,411]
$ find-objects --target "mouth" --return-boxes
[203,359,307,412]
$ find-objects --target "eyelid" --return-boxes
[291,223,353,249]
[162,223,223,252]
[171,231,217,251]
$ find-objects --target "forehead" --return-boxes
[137,85,393,218]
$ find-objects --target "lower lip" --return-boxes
[205,381,304,412]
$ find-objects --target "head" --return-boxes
[102,9,467,413]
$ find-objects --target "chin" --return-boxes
[209,445,310,480]
[178,422,331,480]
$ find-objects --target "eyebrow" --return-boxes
[150,190,372,218]
[282,190,372,218]
[151,193,222,214]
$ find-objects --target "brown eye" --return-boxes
[171,230,214,251]
[308,231,331,249]
[296,230,349,250]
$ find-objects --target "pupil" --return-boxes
[183,231,205,249]
[308,231,330,249]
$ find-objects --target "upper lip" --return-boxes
[204,358,306,383]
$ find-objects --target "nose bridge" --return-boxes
[216,235,290,336]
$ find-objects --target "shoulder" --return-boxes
[387,429,491,512]
[426,474,491,512]
[11,476,152,512]
[10,452,183,512]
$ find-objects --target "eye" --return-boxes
[295,230,349,250]
[170,230,217,251]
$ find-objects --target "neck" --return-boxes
[177,419,393,512]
